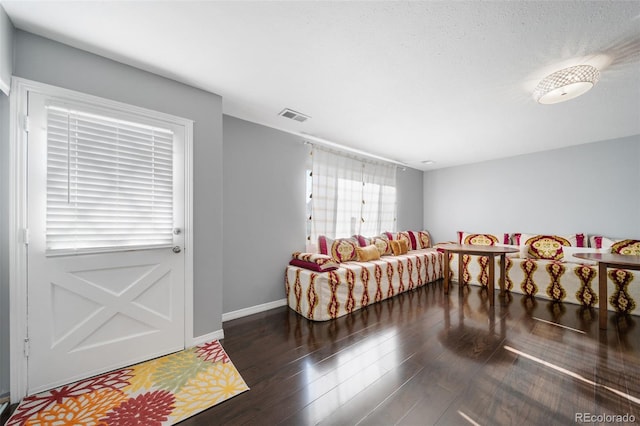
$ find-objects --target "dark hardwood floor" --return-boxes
[182,281,640,425]
[3,280,639,425]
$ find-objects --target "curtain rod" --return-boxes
[301,134,409,169]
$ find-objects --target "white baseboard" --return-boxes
[189,299,288,346]
[222,298,287,322]
[189,329,225,347]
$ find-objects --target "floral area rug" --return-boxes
[7,340,249,425]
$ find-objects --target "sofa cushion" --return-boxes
[397,231,417,250]
[458,231,510,246]
[356,244,381,261]
[590,236,640,255]
[611,239,640,256]
[390,239,409,256]
[372,236,393,256]
[528,235,569,260]
[318,236,359,262]
[354,234,392,256]
[354,234,370,247]
[417,231,432,249]
[523,235,572,260]
[290,252,340,272]
[514,233,585,247]
[514,233,586,260]
[396,230,433,249]
[590,235,614,249]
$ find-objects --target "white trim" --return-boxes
[9,79,29,403]
[9,77,195,402]
[222,298,288,322]
[183,114,194,354]
[13,78,194,125]
[189,329,224,348]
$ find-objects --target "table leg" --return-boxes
[488,254,495,306]
[443,250,450,294]
[499,254,506,297]
[458,252,464,296]
[599,262,607,330]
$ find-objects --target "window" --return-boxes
[45,102,176,254]
[308,146,396,244]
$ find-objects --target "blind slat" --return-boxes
[46,106,175,252]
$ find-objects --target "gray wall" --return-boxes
[222,116,426,313]
[423,135,640,243]
[0,4,13,94]
[1,92,9,398]
[12,30,224,341]
[222,116,307,313]
[397,166,424,231]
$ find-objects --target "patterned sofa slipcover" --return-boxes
[285,248,444,321]
[447,233,640,315]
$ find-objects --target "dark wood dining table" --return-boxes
[438,243,519,306]
[573,252,640,329]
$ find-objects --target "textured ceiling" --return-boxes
[3,1,640,170]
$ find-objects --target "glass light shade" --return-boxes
[533,65,600,105]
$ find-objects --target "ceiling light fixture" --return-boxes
[533,65,600,104]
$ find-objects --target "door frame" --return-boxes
[9,78,195,403]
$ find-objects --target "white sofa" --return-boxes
[285,231,443,321]
[446,232,640,315]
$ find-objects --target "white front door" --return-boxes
[25,90,187,394]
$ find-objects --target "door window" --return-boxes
[45,103,176,254]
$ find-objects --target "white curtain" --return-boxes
[310,146,396,243]
[360,161,396,237]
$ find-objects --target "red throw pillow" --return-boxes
[290,252,340,272]
[289,259,339,272]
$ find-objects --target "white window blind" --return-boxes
[46,104,174,254]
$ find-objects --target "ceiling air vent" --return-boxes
[278,108,310,122]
